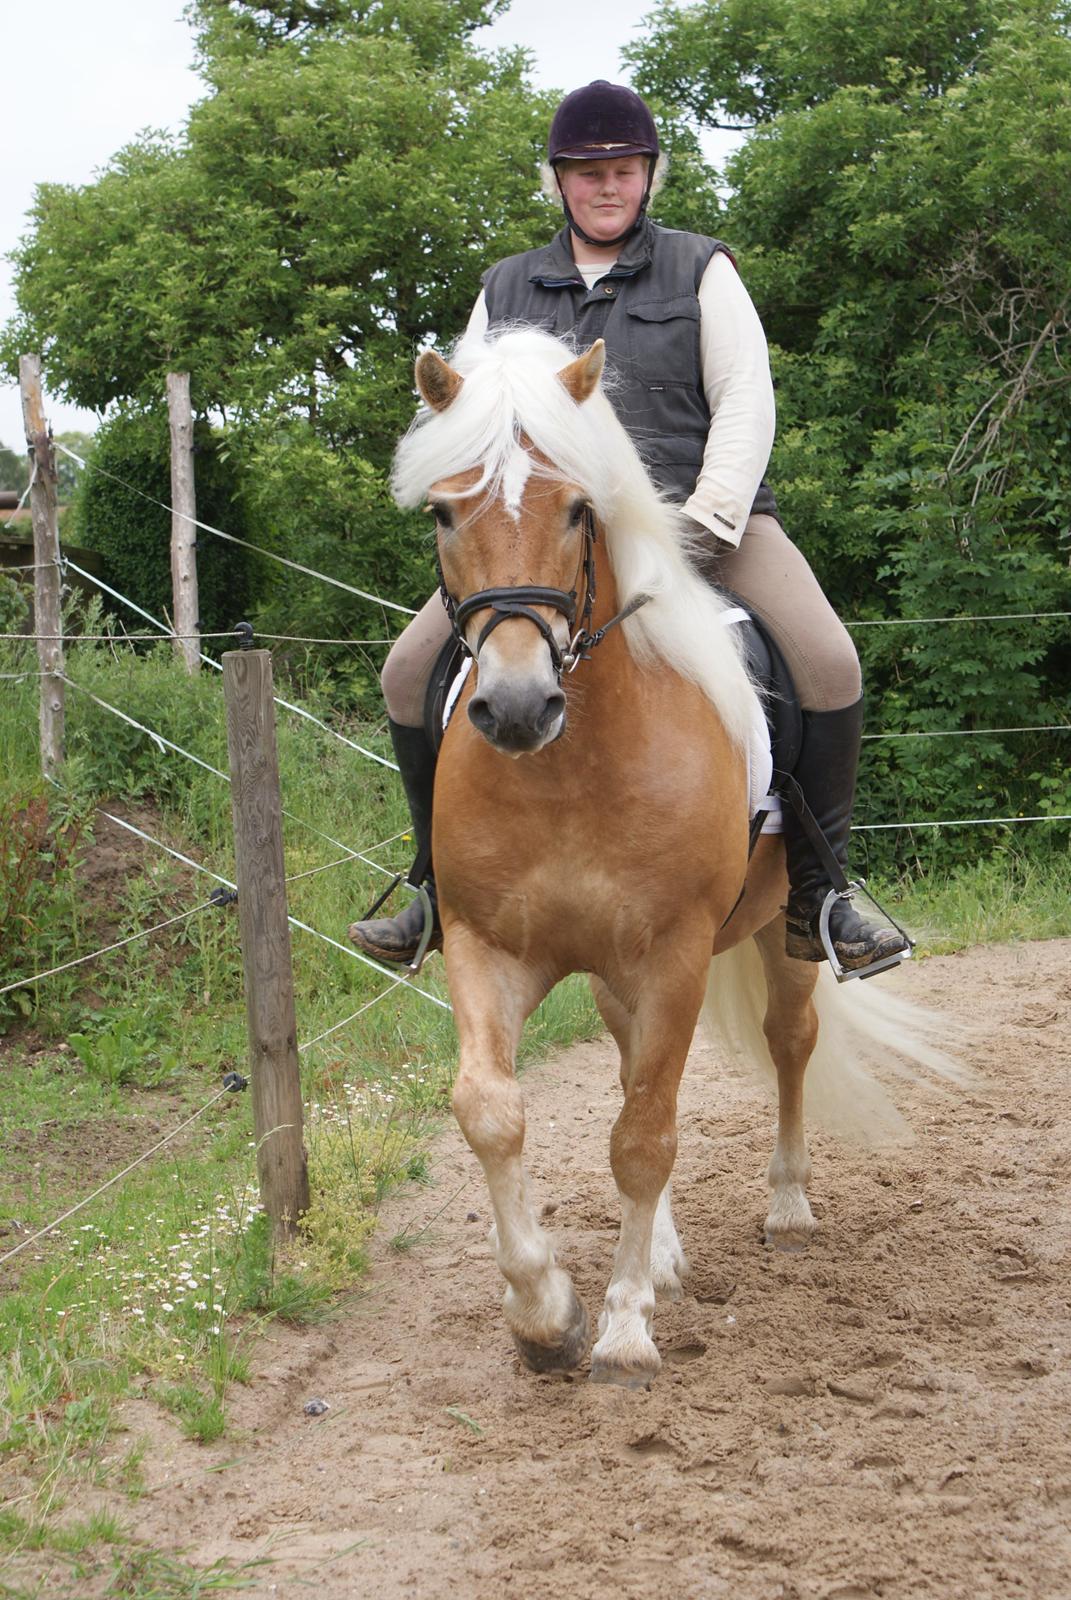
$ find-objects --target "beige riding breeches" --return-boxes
[381,513,862,728]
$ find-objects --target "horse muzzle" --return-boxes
[468,678,566,754]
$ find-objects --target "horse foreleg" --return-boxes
[590,975,688,1301]
[589,958,707,1387]
[753,920,820,1251]
[447,932,589,1372]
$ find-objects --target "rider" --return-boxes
[350,80,909,977]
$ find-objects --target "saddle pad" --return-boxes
[439,625,782,833]
[442,654,473,731]
[719,608,781,834]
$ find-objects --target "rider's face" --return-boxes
[557,155,648,245]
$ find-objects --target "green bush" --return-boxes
[69,408,260,649]
[0,571,26,635]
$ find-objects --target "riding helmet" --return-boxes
[548,81,660,164]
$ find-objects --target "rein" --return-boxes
[437,504,651,677]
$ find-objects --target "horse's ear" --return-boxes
[416,349,464,412]
[558,340,606,406]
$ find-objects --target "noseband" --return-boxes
[437,504,649,677]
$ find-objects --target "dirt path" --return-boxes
[103,943,1071,1596]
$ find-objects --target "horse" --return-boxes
[391,327,954,1389]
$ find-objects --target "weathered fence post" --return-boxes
[18,354,65,779]
[223,642,309,1235]
[166,371,200,673]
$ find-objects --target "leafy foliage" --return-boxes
[629,0,1071,865]
[1,1,556,702]
[70,409,257,647]
[0,443,30,493]
[0,793,89,1026]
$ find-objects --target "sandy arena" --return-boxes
[80,940,1071,1597]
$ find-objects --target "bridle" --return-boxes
[436,502,650,678]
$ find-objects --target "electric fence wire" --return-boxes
[0,894,229,999]
[0,1076,248,1270]
[56,673,401,874]
[54,561,400,772]
[0,470,33,529]
[39,643,1071,752]
[0,835,396,998]
[41,444,1071,635]
[27,665,1071,836]
[54,442,418,617]
[38,780,452,1010]
[853,812,1071,831]
[861,724,1071,742]
[846,610,1071,627]
[298,974,412,1054]
[0,629,392,645]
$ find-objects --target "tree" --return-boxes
[629,0,1071,863]
[54,432,95,503]
[1,1,555,684]
[0,444,29,494]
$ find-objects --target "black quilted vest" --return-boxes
[482,220,778,520]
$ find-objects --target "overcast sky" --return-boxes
[1,0,735,451]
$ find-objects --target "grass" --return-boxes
[0,622,1069,1587]
[0,1545,277,1598]
[884,847,1071,953]
[0,625,605,1587]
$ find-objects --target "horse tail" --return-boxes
[700,940,968,1145]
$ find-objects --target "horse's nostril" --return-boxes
[468,695,496,737]
[540,691,566,733]
[468,686,565,751]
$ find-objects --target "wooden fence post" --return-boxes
[223,644,309,1235]
[18,354,65,779]
[167,371,200,673]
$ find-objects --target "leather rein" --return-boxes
[436,503,651,677]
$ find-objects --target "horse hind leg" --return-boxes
[449,934,589,1372]
[753,920,820,1251]
[591,976,688,1301]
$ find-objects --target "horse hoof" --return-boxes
[589,1355,658,1390]
[764,1227,813,1253]
[513,1302,590,1374]
[589,1325,661,1389]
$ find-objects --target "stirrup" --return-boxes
[357,875,439,976]
[405,883,437,975]
[817,880,914,983]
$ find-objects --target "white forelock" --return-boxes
[391,326,758,750]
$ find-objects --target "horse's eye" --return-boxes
[569,501,590,527]
[428,501,453,529]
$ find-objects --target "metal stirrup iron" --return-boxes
[816,882,915,984]
[777,771,914,984]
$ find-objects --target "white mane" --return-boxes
[392,327,758,750]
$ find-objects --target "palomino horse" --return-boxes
[392,328,949,1388]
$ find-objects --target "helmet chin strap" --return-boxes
[556,156,657,251]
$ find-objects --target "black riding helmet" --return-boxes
[548,81,660,250]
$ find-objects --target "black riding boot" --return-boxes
[348,719,441,965]
[782,699,910,972]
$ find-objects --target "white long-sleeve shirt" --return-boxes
[465,250,775,549]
